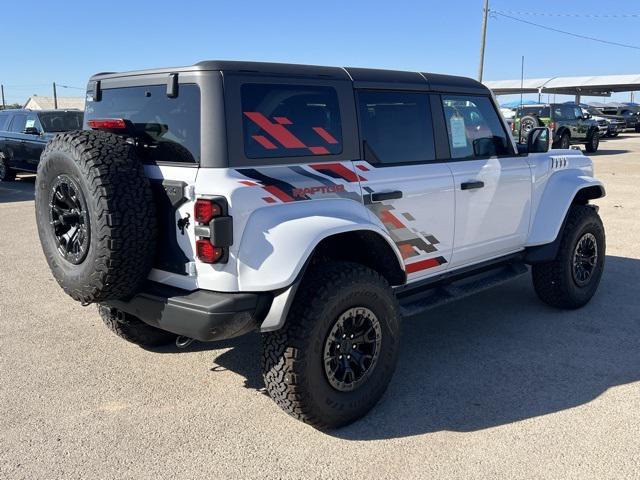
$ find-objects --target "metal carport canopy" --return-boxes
[484,74,640,96]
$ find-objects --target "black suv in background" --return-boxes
[598,105,640,132]
[0,109,84,181]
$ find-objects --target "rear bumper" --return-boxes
[104,282,272,342]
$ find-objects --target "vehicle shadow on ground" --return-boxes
[590,149,630,156]
[0,175,36,204]
[185,255,640,439]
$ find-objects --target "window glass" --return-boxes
[517,106,550,118]
[241,84,342,159]
[357,91,435,164]
[84,84,200,164]
[9,114,27,133]
[574,107,583,119]
[0,113,9,131]
[442,95,512,159]
[38,111,83,132]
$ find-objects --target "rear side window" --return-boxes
[517,106,550,118]
[442,95,513,159]
[0,113,9,131]
[357,91,436,165]
[84,84,200,164]
[241,84,342,159]
[9,114,27,133]
[38,111,84,132]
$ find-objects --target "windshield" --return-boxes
[38,111,84,132]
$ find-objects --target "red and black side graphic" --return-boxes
[308,163,365,182]
[236,168,308,203]
[244,112,340,156]
[368,200,448,274]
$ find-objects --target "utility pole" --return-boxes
[1,84,5,110]
[477,0,490,82]
[53,82,58,109]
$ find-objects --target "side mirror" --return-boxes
[527,127,551,153]
[582,114,591,120]
[23,126,41,136]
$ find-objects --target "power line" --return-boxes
[492,9,640,19]
[492,11,640,51]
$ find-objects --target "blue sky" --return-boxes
[1,0,638,105]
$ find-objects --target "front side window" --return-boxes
[442,95,512,159]
[241,84,342,159]
[357,90,435,164]
[84,84,201,164]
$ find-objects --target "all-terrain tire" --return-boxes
[519,115,540,143]
[532,205,605,309]
[635,125,640,133]
[98,305,176,347]
[0,152,16,181]
[262,261,401,429]
[585,129,600,153]
[35,130,157,304]
[554,131,570,149]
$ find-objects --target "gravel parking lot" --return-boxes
[1,134,639,480]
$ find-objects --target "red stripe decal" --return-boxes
[309,146,330,155]
[239,180,258,186]
[380,210,405,229]
[252,135,278,150]
[263,185,294,203]
[398,244,415,259]
[405,257,443,274]
[356,164,370,172]
[313,127,339,144]
[310,163,364,182]
[273,116,292,125]
[244,112,306,149]
[262,196,277,204]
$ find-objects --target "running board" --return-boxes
[398,262,528,318]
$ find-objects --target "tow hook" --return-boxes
[175,336,195,349]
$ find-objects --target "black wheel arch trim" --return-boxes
[525,188,604,264]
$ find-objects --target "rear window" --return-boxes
[38,111,84,132]
[0,113,10,131]
[84,84,200,164]
[241,84,343,159]
[517,106,550,118]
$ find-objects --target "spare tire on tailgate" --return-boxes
[35,130,157,304]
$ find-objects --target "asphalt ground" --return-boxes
[1,134,639,479]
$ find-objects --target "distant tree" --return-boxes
[0,103,22,110]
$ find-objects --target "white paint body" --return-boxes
[148,149,603,298]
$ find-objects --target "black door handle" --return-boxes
[460,181,484,190]
[371,190,403,202]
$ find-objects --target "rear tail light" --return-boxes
[87,118,127,130]
[194,197,232,264]
[194,199,222,223]
[196,239,223,263]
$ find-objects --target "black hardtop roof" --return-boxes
[89,60,489,94]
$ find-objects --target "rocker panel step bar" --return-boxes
[398,262,528,317]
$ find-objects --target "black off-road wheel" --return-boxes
[532,205,605,309]
[262,261,401,429]
[554,131,570,149]
[35,130,157,304]
[635,125,640,133]
[0,152,16,182]
[98,305,176,347]
[585,129,600,153]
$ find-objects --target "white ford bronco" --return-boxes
[35,61,606,429]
